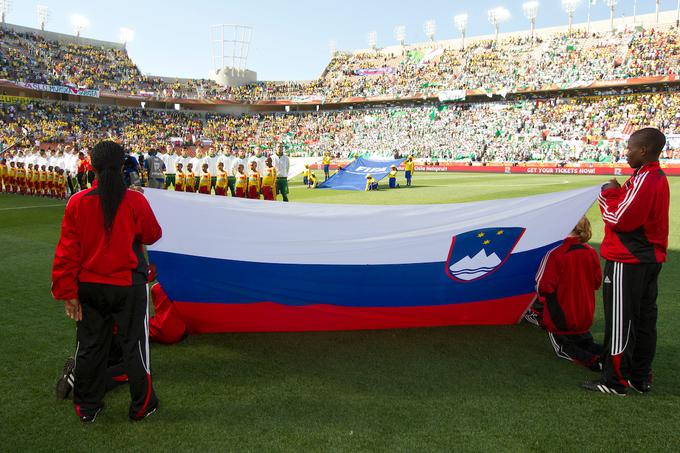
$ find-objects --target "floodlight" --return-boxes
[522,2,539,37]
[0,0,12,24]
[605,0,618,31]
[37,5,49,30]
[329,39,337,56]
[119,27,135,46]
[454,14,468,49]
[71,14,89,37]
[394,25,406,46]
[424,19,436,41]
[368,31,377,49]
[487,7,510,44]
[561,0,581,30]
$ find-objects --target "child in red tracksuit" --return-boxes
[534,217,603,371]
[147,266,188,345]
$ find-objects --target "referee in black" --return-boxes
[52,141,163,422]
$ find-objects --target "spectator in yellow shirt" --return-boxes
[404,156,415,187]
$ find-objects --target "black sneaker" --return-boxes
[130,402,158,422]
[522,311,541,327]
[628,379,652,394]
[79,407,102,423]
[581,380,627,396]
[56,357,75,400]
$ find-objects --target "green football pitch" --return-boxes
[1,173,679,451]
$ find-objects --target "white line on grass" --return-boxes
[0,203,65,211]
[449,181,571,187]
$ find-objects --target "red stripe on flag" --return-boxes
[173,293,535,333]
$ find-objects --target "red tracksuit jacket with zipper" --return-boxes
[598,161,669,264]
[536,237,602,335]
[52,182,162,300]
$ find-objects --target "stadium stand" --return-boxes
[2,92,680,163]
[2,24,680,102]
[1,16,680,180]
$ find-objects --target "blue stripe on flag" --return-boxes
[149,242,558,308]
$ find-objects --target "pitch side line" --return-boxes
[0,203,65,211]
[436,181,571,187]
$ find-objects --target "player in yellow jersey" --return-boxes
[235,164,247,198]
[261,157,277,201]
[198,163,211,194]
[215,162,228,196]
[26,164,35,195]
[247,161,261,199]
[55,167,67,199]
[46,166,55,198]
[17,162,28,195]
[322,152,332,181]
[404,156,415,187]
[184,163,195,193]
[39,165,48,196]
[8,161,17,193]
[0,158,6,193]
[31,164,40,195]
[174,163,185,192]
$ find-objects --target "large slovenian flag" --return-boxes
[145,186,599,333]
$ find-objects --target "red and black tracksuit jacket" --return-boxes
[535,237,602,335]
[52,182,162,418]
[52,182,162,299]
[597,161,669,389]
[598,161,669,264]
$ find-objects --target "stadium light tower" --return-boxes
[522,2,539,39]
[562,0,580,32]
[0,0,11,24]
[454,14,468,50]
[119,27,134,48]
[394,25,406,46]
[424,19,437,42]
[329,39,337,57]
[487,7,510,45]
[210,24,253,77]
[587,0,595,33]
[71,14,89,37]
[656,0,660,24]
[605,0,618,32]
[368,31,378,50]
[36,5,49,31]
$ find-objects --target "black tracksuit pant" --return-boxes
[74,283,157,418]
[601,261,662,390]
[549,332,603,369]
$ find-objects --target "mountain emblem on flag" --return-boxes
[446,227,526,282]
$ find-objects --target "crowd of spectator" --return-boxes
[2,91,680,164]
[2,26,679,102]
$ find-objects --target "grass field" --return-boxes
[1,172,679,452]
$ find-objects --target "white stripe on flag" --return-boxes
[145,186,600,265]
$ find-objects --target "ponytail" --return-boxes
[90,141,126,235]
